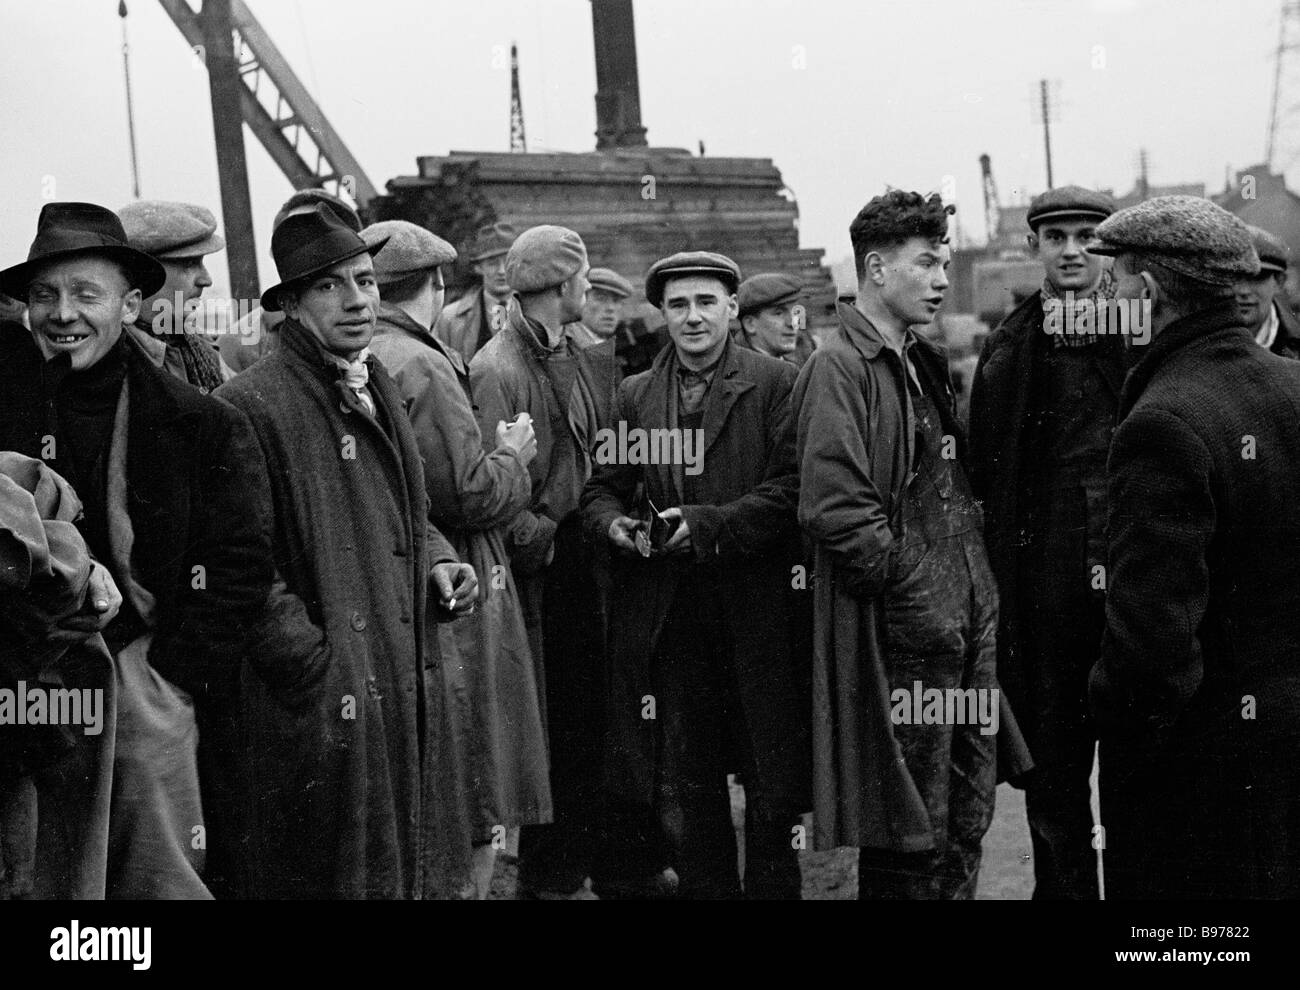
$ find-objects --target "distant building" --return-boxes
[1215,164,1300,296]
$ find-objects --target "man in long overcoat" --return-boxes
[582,251,810,899]
[1088,197,1300,898]
[0,202,273,898]
[363,219,551,899]
[794,191,1030,899]
[967,187,1120,898]
[435,222,517,364]
[216,205,479,899]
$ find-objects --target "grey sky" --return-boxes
[0,0,1286,298]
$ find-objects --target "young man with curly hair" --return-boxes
[793,190,1026,899]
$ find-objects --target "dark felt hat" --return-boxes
[737,272,802,317]
[644,251,741,307]
[1026,186,1116,231]
[260,203,389,311]
[0,202,167,300]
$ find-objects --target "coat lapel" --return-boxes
[701,343,755,457]
[639,346,682,504]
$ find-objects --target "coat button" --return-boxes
[350,611,367,631]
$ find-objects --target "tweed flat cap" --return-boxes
[505,225,588,293]
[644,251,741,308]
[362,220,457,284]
[1088,195,1260,286]
[470,222,518,262]
[1247,225,1290,274]
[119,200,224,259]
[738,272,802,317]
[1026,186,1116,230]
[587,267,633,299]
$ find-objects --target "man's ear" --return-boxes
[726,294,739,319]
[1138,270,1159,306]
[281,290,300,320]
[1026,232,1040,254]
[740,313,756,336]
[120,287,142,326]
[866,250,887,286]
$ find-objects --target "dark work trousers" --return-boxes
[1247,734,1300,898]
[1018,479,1104,900]
[517,516,605,894]
[1099,728,1254,899]
[651,570,802,900]
[860,392,998,900]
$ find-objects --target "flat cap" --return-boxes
[505,225,588,293]
[737,272,802,317]
[118,200,224,259]
[361,220,457,284]
[470,221,518,262]
[1026,186,1116,230]
[586,267,633,299]
[1248,225,1290,274]
[1088,195,1260,286]
[644,251,741,308]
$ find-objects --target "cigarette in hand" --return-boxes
[446,597,456,611]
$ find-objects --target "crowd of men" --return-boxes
[1,181,1298,900]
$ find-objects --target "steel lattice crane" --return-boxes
[979,153,1001,246]
[155,0,379,298]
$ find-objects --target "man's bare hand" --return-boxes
[659,507,692,554]
[496,413,537,467]
[431,562,479,618]
[607,515,642,553]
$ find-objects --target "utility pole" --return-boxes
[510,43,527,153]
[1137,148,1150,201]
[1040,78,1055,190]
[118,1,142,199]
[1268,2,1300,172]
[201,0,259,303]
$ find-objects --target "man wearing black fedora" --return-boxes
[215,204,480,899]
[0,201,274,898]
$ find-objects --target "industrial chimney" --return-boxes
[591,0,648,149]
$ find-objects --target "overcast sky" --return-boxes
[0,0,1288,297]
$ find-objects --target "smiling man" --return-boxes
[795,191,1026,899]
[581,250,809,899]
[968,186,1119,899]
[214,204,478,899]
[0,202,274,898]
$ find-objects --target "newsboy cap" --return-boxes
[118,200,225,259]
[505,225,588,293]
[470,222,518,262]
[0,202,166,299]
[644,251,742,308]
[586,267,633,299]
[1247,225,1290,274]
[1088,195,1260,286]
[1026,186,1116,231]
[361,220,457,284]
[737,272,802,318]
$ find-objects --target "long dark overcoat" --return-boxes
[580,340,811,814]
[792,302,1031,853]
[215,319,473,899]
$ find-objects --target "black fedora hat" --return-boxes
[261,203,389,312]
[0,202,167,300]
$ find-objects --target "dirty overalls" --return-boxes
[857,353,999,900]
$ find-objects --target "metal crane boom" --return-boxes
[979,153,1001,245]
[158,0,378,204]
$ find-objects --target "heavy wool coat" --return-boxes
[580,341,811,813]
[214,319,474,899]
[967,292,1125,747]
[368,303,552,834]
[435,285,503,365]
[1092,301,1300,742]
[793,302,1032,852]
